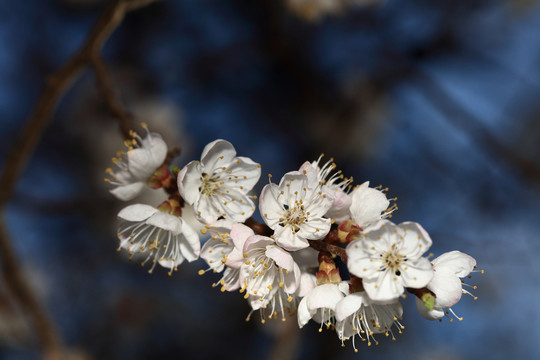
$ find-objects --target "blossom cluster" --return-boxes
[107,127,481,350]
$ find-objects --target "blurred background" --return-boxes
[1,0,539,359]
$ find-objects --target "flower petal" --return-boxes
[265,245,295,271]
[117,204,157,222]
[177,161,202,205]
[400,257,434,289]
[178,220,201,262]
[306,284,345,311]
[335,292,366,322]
[145,212,182,234]
[350,181,389,228]
[110,182,146,201]
[259,183,284,229]
[200,139,237,171]
[432,251,476,278]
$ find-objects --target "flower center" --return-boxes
[281,201,306,231]
[382,248,405,274]
[199,173,220,196]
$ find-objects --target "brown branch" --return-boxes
[0,0,159,358]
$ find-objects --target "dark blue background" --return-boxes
[1,0,539,359]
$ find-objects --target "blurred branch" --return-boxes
[0,0,158,358]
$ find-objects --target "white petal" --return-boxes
[297,217,331,240]
[274,225,309,251]
[200,139,237,171]
[145,212,182,234]
[363,270,404,302]
[427,268,463,308]
[158,253,185,269]
[306,284,345,311]
[432,251,476,278]
[224,156,261,191]
[400,257,434,289]
[335,292,366,322]
[283,263,301,294]
[194,195,221,224]
[259,183,284,229]
[297,296,314,328]
[350,181,389,228]
[399,222,432,258]
[178,220,201,262]
[177,161,202,205]
[117,204,157,222]
[325,189,352,223]
[110,182,146,201]
[296,273,316,298]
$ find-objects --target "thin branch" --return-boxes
[0,0,158,358]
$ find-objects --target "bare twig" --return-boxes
[0,0,159,358]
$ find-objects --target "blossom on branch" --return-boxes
[105,124,168,201]
[116,202,200,275]
[177,139,261,224]
[259,170,333,250]
[347,221,434,302]
[335,291,404,349]
[415,250,478,321]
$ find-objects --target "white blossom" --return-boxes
[116,203,200,275]
[347,221,434,302]
[415,251,477,321]
[349,181,394,229]
[335,291,404,349]
[260,171,333,251]
[106,124,168,201]
[297,282,349,330]
[198,220,244,292]
[231,226,301,322]
[177,139,261,224]
[299,156,353,223]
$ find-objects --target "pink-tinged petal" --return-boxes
[145,212,182,234]
[298,162,319,188]
[335,292,366,322]
[225,247,244,268]
[297,217,331,240]
[428,268,463,308]
[297,296,313,328]
[118,204,157,222]
[265,245,295,271]
[415,297,445,320]
[399,222,432,258]
[259,183,285,229]
[224,156,261,191]
[178,220,200,262]
[325,189,351,223]
[306,284,345,311]
[242,235,274,253]
[363,270,404,302]
[230,223,255,252]
[350,181,389,228]
[177,161,202,205]
[432,251,476,278]
[200,139,237,171]
[110,182,145,201]
[274,225,309,251]
[194,195,220,224]
[296,273,316,297]
[400,257,434,289]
